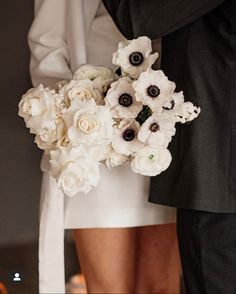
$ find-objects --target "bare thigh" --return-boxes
[135,224,181,294]
[73,228,137,294]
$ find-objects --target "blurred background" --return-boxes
[0,1,79,293]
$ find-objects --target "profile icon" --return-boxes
[13,273,21,282]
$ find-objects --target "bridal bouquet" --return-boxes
[19,36,200,197]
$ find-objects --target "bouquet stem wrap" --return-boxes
[39,171,65,293]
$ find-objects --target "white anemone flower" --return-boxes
[105,77,143,119]
[133,69,176,112]
[112,119,144,156]
[138,114,176,149]
[50,146,100,196]
[131,147,172,176]
[162,91,185,113]
[162,91,201,123]
[112,36,158,79]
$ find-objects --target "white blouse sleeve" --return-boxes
[28,0,73,87]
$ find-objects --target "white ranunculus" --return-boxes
[112,119,144,156]
[73,65,114,93]
[105,146,130,169]
[133,69,176,113]
[50,146,100,196]
[105,77,143,119]
[113,36,158,79]
[131,147,172,176]
[138,114,176,148]
[64,98,114,146]
[64,79,102,105]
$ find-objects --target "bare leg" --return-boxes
[73,228,137,294]
[135,224,181,294]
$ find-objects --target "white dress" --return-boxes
[36,2,175,293]
[63,2,176,229]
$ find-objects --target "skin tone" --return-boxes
[73,223,181,294]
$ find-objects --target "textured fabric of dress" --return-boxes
[63,2,176,228]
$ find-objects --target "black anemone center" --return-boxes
[150,123,160,132]
[147,85,160,98]
[118,93,133,107]
[123,128,135,141]
[129,52,144,66]
[163,100,175,110]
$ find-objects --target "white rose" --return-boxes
[105,77,143,119]
[21,98,44,117]
[19,85,56,120]
[34,121,67,152]
[50,146,100,196]
[73,65,114,93]
[18,84,61,134]
[66,99,114,146]
[112,36,158,79]
[19,85,45,118]
[76,113,101,135]
[35,133,56,153]
[64,79,102,105]
[131,147,172,176]
[58,161,98,196]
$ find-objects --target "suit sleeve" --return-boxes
[28,0,73,87]
[103,0,226,39]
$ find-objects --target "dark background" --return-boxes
[0,1,79,292]
[0,1,41,291]
[0,0,40,247]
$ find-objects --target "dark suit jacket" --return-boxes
[103,0,236,212]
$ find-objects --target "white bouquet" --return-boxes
[19,36,200,196]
